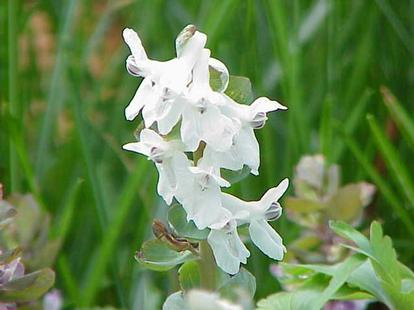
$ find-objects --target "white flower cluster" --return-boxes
[122,25,288,274]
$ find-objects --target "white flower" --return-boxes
[207,220,250,275]
[180,49,236,152]
[186,290,243,310]
[123,129,190,204]
[163,290,242,310]
[122,26,206,124]
[204,97,287,174]
[221,179,288,260]
[175,158,232,230]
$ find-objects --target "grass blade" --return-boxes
[81,162,149,305]
[367,114,414,209]
[381,86,414,153]
[343,130,414,237]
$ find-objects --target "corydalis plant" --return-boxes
[283,155,376,264]
[122,24,288,304]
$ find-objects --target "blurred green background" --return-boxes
[1,0,414,308]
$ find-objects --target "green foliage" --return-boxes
[259,221,414,309]
[178,261,200,291]
[135,239,196,272]
[168,204,209,241]
[224,76,254,105]
[2,0,414,307]
[218,268,256,299]
[0,268,55,303]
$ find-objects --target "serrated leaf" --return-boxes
[369,221,400,288]
[0,268,55,302]
[224,75,253,105]
[329,221,371,254]
[168,204,209,240]
[135,239,196,272]
[178,261,200,291]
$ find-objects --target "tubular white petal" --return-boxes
[122,142,149,156]
[125,78,154,121]
[122,28,148,61]
[249,219,285,260]
[207,228,250,275]
[179,31,207,69]
[235,128,260,174]
[259,178,289,209]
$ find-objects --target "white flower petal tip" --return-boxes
[122,28,136,42]
[277,178,289,195]
[253,97,288,112]
[122,27,148,62]
[122,142,139,152]
[124,106,138,121]
[260,178,289,207]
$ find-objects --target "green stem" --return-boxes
[198,240,216,290]
[193,142,216,290]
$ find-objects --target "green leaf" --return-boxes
[332,284,374,301]
[221,165,251,185]
[329,221,371,254]
[326,184,364,222]
[284,197,325,213]
[310,254,366,309]
[218,268,256,299]
[0,268,55,302]
[369,221,400,288]
[224,75,253,105]
[209,62,229,93]
[347,260,391,307]
[257,292,293,310]
[168,204,209,240]
[178,261,200,291]
[258,274,328,310]
[135,239,196,272]
[0,200,17,229]
[0,247,21,265]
